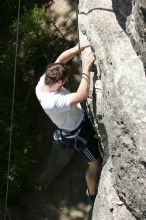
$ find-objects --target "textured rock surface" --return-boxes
[113,0,146,70]
[79,0,146,219]
[92,159,136,220]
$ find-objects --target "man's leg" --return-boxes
[85,158,102,196]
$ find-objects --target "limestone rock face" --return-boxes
[92,159,136,220]
[113,0,146,70]
[78,0,146,219]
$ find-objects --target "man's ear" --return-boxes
[57,80,62,85]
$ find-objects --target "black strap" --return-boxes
[61,120,83,135]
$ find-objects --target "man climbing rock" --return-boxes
[35,41,102,203]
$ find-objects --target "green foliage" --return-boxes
[0,3,69,204]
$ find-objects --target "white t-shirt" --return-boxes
[35,75,84,131]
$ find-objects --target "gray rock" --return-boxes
[114,0,146,70]
[79,0,146,219]
[92,159,136,220]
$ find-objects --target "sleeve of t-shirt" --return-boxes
[35,74,45,99]
[54,93,74,112]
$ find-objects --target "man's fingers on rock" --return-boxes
[88,52,96,57]
[88,53,96,61]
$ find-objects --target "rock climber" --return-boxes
[35,41,102,202]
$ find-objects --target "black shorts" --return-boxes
[61,116,100,162]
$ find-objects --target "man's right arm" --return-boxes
[55,41,90,64]
[69,52,95,106]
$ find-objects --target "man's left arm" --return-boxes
[55,41,90,64]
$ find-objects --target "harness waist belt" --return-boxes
[61,120,83,135]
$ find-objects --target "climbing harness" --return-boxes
[53,114,97,153]
[4,0,21,219]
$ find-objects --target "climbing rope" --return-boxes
[4,0,21,219]
[75,0,82,74]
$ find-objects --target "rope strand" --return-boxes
[4,0,21,219]
[75,0,82,74]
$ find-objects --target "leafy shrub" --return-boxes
[0,3,69,205]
